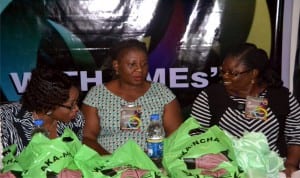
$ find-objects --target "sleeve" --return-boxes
[157,83,176,104]
[190,90,212,128]
[284,92,300,145]
[82,85,100,108]
[0,104,27,155]
[0,105,13,149]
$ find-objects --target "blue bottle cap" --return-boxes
[150,114,160,120]
[33,119,44,126]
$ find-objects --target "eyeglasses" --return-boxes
[219,68,252,78]
[57,101,78,110]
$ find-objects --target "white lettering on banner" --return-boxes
[65,71,102,91]
[191,72,208,88]
[190,67,218,88]
[79,71,102,91]
[210,66,218,77]
[64,71,78,77]
[170,68,189,88]
[9,72,31,94]
[9,67,217,94]
[147,68,165,84]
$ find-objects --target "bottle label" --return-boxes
[147,141,163,159]
[120,104,142,131]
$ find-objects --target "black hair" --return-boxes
[109,39,148,60]
[225,43,283,87]
[21,67,77,113]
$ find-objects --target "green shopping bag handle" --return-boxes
[188,127,208,136]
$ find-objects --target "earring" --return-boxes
[46,111,52,115]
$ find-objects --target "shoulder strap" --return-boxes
[267,87,289,157]
[266,87,289,129]
[206,83,238,126]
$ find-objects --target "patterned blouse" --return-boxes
[83,82,175,153]
[0,103,85,155]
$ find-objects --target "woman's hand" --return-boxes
[284,164,298,178]
[0,172,16,178]
[57,169,82,178]
[285,145,300,177]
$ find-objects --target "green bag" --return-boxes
[1,144,23,174]
[2,130,167,178]
[2,128,82,178]
[99,139,167,178]
[73,144,112,178]
[74,139,167,178]
[163,117,245,178]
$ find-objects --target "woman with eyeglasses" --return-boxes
[190,43,300,178]
[0,67,84,178]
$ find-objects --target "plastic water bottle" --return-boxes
[146,114,165,166]
[31,119,49,137]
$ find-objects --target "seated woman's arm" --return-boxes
[284,145,300,177]
[162,99,183,137]
[284,94,300,177]
[81,104,110,155]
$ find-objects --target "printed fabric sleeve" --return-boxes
[0,105,10,149]
[0,103,27,154]
[284,92,300,145]
[190,90,212,128]
[0,104,17,149]
[83,85,100,108]
[156,83,176,104]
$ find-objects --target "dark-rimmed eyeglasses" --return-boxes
[219,68,252,78]
[56,101,78,110]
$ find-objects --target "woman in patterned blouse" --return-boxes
[82,39,183,155]
[0,67,84,178]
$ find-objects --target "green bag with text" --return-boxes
[163,117,245,178]
[1,145,23,174]
[3,128,82,178]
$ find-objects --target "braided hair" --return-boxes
[21,67,76,113]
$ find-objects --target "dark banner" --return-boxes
[0,0,284,112]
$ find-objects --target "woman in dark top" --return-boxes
[191,43,300,177]
[0,67,84,177]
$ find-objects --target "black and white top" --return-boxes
[191,89,300,153]
[0,103,85,155]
